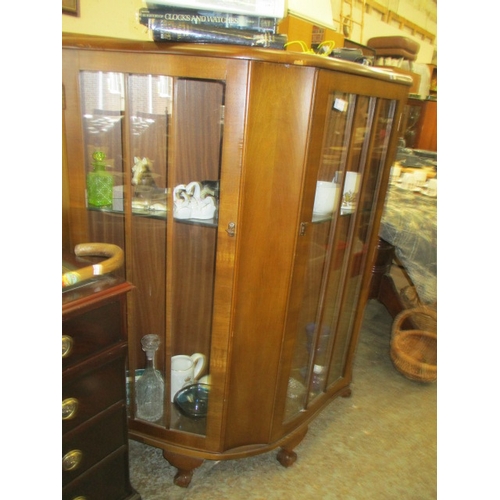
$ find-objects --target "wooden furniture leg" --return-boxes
[368,238,394,300]
[277,425,308,468]
[377,273,406,319]
[369,237,407,319]
[162,450,204,488]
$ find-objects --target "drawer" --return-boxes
[62,403,127,487]
[62,446,140,500]
[63,348,126,434]
[62,300,125,368]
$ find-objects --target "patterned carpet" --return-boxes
[128,299,437,499]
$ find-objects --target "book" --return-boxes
[149,20,287,49]
[145,0,286,19]
[139,7,278,33]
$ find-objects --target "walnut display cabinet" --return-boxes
[63,34,411,487]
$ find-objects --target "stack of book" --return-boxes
[139,1,288,49]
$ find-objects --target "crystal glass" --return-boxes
[135,334,165,422]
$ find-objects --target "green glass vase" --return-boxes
[87,151,113,208]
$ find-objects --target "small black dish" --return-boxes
[174,383,210,418]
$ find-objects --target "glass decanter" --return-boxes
[135,334,164,422]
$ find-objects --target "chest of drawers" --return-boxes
[62,270,140,500]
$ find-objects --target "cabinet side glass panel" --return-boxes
[327,97,396,386]
[284,91,355,419]
[79,71,126,277]
[307,94,373,406]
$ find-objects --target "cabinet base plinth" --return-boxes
[162,449,204,488]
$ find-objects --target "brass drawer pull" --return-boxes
[73,497,87,500]
[62,335,74,358]
[62,449,83,471]
[62,398,79,420]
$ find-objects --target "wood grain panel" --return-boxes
[130,216,167,372]
[223,62,315,450]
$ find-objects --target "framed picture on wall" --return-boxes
[62,0,79,16]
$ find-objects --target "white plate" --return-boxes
[341,202,356,210]
[421,189,437,197]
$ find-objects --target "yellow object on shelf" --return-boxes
[62,242,124,288]
[283,40,335,57]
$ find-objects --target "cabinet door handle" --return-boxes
[62,449,83,471]
[62,335,74,358]
[62,398,79,420]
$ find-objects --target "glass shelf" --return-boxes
[174,217,218,228]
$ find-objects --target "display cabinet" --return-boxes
[63,34,411,487]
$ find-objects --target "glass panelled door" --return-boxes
[285,88,397,421]
[78,70,224,437]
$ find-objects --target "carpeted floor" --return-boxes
[128,299,437,499]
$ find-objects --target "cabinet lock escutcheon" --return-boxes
[62,449,83,471]
[62,398,79,420]
[299,222,309,236]
[226,222,236,237]
[62,335,74,358]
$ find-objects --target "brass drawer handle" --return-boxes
[73,497,87,500]
[62,398,79,420]
[62,335,74,358]
[62,449,83,471]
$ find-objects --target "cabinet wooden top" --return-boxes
[62,33,413,86]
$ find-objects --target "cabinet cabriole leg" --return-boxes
[162,450,204,488]
[277,447,298,467]
[340,387,352,398]
[276,425,308,468]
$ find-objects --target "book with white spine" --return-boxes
[146,0,287,19]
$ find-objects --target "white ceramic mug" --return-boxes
[342,171,361,207]
[171,353,207,402]
[426,178,437,197]
[313,181,340,215]
[414,170,427,188]
[390,165,401,184]
[401,172,416,191]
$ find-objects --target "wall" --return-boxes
[288,0,436,63]
[62,0,437,61]
[62,0,150,40]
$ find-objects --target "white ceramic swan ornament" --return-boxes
[173,182,217,220]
